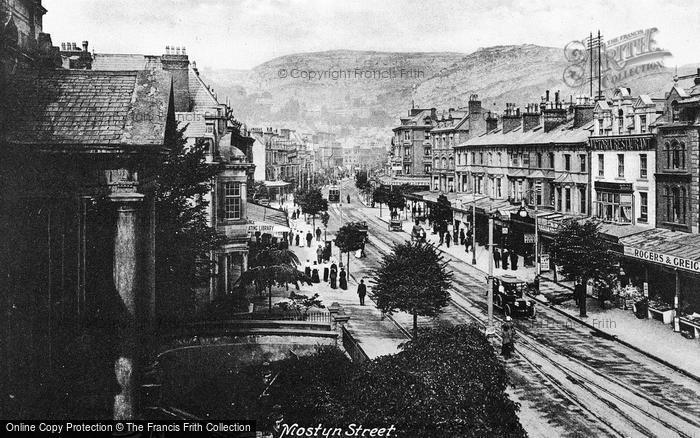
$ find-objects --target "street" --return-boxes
[325,179,700,438]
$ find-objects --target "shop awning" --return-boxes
[620,228,700,274]
[405,190,433,201]
[247,202,289,234]
[264,180,291,188]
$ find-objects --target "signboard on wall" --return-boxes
[624,246,700,274]
[540,254,550,271]
[524,233,535,243]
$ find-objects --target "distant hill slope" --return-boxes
[200,45,693,144]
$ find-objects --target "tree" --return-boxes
[355,171,369,192]
[372,186,389,217]
[320,211,330,241]
[241,242,312,311]
[154,128,226,322]
[372,241,452,337]
[297,187,327,228]
[335,222,367,275]
[553,219,619,293]
[386,189,406,217]
[428,193,452,233]
[268,325,526,437]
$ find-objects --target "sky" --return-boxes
[43,0,700,70]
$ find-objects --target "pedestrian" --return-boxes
[502,248,509,270]
[255,230,261,244]
[465,230,472,252]
[304,260,311,278]
[315,227,321,242]
[288,231,293,246]
[357,279,367,305]
[453,228,459,245]
[501,316,516,359]
[316,245,324,264]
[412,205,416,218]
[323,265,329,282]
[295,233,300,247]
[339,266,348,290]
[306,231,313,247]
[510,250,518,270]
[575,278,587,317]
[330,261,338,288]
[493,248,501,268]
[347,194,351,204]
[438,228,444,246]
[533,274,541,294]
[459,229,465,245]
[311,262,320,283]
[445,232,451,248]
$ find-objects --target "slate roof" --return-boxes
[459,120,593,147]
[2,69,173,148]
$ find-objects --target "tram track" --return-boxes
[333,185,700,437]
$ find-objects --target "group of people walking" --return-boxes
[492,248,519,270]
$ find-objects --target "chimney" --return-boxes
[162,44,191,111]
[82,40,88,52]
[573,95,595,128]
[486,112,498,133]
[543,103,568,132]
[522,103,541,132]
[468,94,482,115]
[502,103,521,133]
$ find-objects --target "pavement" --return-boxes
[281,200,409,360]
[362,200,700,380]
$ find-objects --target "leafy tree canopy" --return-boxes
[335,222,367,254]
[268,325,526,437]
[154,129,226,321]
[553,219,619,285]
[372,241,452,335]
[428,193,453,227]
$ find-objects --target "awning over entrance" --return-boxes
[620,228,700,274]
[247,202,290,235]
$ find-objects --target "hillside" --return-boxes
[200,45,691,145]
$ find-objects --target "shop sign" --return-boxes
[248,224,275,234]
[524,233,535,243]
[624,246,700,273]
[540,253,550,271]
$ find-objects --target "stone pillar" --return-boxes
[242,253,248,272]
[223,254,230,294]
[111,192,144,420]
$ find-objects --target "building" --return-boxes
[75,45,258,304]
[391,107,437,178]
[1,0,175,418]
[590,89,659,228]
[430,95,485,192]
[454,90,594,267]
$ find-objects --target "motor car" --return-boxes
[492,274,536,318]
[388,218,403,232]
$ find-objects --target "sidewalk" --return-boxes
[372,208,700,380]
[282,211,409,360]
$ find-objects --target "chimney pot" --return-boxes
[82,40,88,52]
[555,90,560,102]
[546,90,550,101]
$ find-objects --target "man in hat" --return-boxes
[357,279,367,305]
[501,316,516,358]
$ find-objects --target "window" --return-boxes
[479,152,484,165]
[670,141,686,169]
[579,187,586,214]
[639,192,648,222]
[496,178,502,198]
[223,182,241,220]
[564,154,571,171]
[424,131,430,140]
[597,154,604,176]
[548,153,555,169]
[617,109,624,132]
[579,155,586,172]
[664,142,671,168]
[640,154,647,179]
[564,187,571,212]
[424,164,431,173]
[617,154,624,177]
[404,131,410,140]
[206,124,214,133]
[665,186,686,223]
[424,146,431,156]
[404,165,410,175]
[556,187,562,210]
[497,152,502,166]
[639,115,647,133]
[404,147,411,157]
[512,154,519,167]
[596,192,633,223]
[471,152,475,165]
[671,100,679,122]
[488,152,493,166]
[536,153,543,168]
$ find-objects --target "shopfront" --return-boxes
[619,228,700,335]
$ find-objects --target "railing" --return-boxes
[342,326,370,363]
[217,309,333,323]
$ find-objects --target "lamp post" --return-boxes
[486,210,496,337]
[471,197,477,265]
[517,186,541,276]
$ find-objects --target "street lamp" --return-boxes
[485,209,496,337]
[517,187,541,276]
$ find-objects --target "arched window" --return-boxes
[665,142,671,169]
[441,157,447,169]
[680,142,686,168]
[672,100,679,122]
[618,109,624,131]
[671,140,686,169]
[448,157,454,169]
